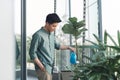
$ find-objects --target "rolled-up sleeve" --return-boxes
[29,34,41,60]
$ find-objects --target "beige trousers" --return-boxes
[36,69,52,80]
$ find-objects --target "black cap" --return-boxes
[46,13,61,24]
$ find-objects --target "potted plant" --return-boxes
[61,17,87,80]
[62,17,87,60]
[73,30,120,80]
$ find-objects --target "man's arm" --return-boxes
[60,45,75,52]
[29,34,45,71]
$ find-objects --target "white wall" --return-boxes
[0,0,15,80]
[102,0,120,39]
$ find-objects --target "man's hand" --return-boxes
[68,46,76,52]
[34,58,46,72]
[39,64,45,72]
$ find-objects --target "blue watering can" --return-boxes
[70,51,77,64]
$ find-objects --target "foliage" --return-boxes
[62,17,87,60]
[73,30,120,80]
[62,17,87,38]
[16,34,32,68]
[15,34,21,68]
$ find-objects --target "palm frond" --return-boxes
[117,30,120,47]
[106,31,118,46]
[104,30,107,44]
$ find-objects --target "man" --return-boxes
[29,13,75,80]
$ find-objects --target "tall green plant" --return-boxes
[106,30,120,52]
[62,17,87,60]
[73,30,120,80]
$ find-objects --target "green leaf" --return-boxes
[62,17,87,38]
[107,46,120,52]
[106,31,118,46]
[104,30,107,44]
[85,39,99,49]
[93,34,101,42]
[76,20,85,29]
[117,30,120,47]
[74,28,87,37]
[62,23,74,34]
[69,17,77,24]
